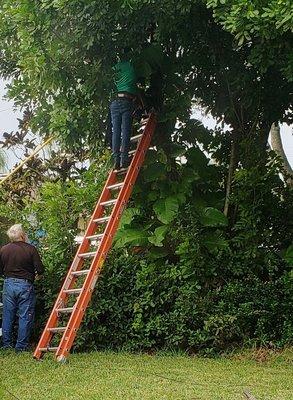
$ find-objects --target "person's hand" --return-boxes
[35,274,43,281]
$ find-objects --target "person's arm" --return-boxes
[32,247,44,277]
[136,90,145,109]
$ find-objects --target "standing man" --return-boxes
[0,224,44,351]
[110,47,139,170]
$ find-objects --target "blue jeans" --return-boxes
[2,278,36,350]
[110,98,134,165]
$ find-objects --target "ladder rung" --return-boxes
[100,199,117,206]
[48,327,66,333]
[64,288,82,294]
[86,233,103,241]
[130,134,143,142]
[107,182,124,190]
[56,307,74,313]
[115,167,128,174]
[94,216,110,224]
[71,269,90,276]
[39,347,58,352]
[79,252,96,258]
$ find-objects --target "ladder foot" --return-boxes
[57,355,68,364]
[33,352,44,361]
[33,356,44,362]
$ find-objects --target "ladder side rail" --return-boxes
[82,115,156,274]
[55,114,156,360]
[96,114,156,249]
[55,117,156,360]
[33,168,117,358]
[78,171,117,257]
[76,114,156,284]
[82,114,156,277]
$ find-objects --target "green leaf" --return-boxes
[198,207,228,227]
[169,143,186,158]
[182,167,200,184]
[134,60,152,78]
[119,208,140,229]
[140,44,165,71]
[114,228,148,249]
[202,231,228,253]
[284,244,293,265]
[145,149,158,163]
[193,196,207,210]
[148,191,159,201]
[153,196,179,224]
[157,149,168,164]
[186,147,209,176]
[142,162,166,182]
[148,247,169,259]
[148,225,169,247]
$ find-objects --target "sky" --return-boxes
[0,79,292,171]
[0,80,22,170]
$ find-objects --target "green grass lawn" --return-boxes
[0,350,292,400]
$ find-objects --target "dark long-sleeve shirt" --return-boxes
[0,241,44,283]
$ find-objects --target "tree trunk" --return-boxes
[224,137,238,217]
[270,123,293,186]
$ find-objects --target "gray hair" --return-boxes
[7,224,25,242]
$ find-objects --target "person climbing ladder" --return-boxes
[110,47,142,170]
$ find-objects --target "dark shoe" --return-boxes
[15,347,30,353]
[121,159,130,169]
[113,159,121,170]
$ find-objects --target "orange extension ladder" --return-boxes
[34,113,156,362]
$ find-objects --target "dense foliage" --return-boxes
[1,130,292,353]
[207,0,293,81]
[0,1,292,353]
[0,1,291,148]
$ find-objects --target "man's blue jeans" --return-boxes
[2,278,36,350]
[110,98,133,165]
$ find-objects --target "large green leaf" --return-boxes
[153,196,179,224]
[284,244,293,265]
[135,44,165,77]
[198,207,228,227]
[114,228,148,249]
[193,196,207,210]
[186,147,208,169]
[144,149,158,164]
[119,208,140,229]
[148,190,159,201]
[142,162,166,182]
[202,231,229,253]
[168,143,186,158]
[148,225,169,247]
[182,167,200,184]
[148,248,169,260]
